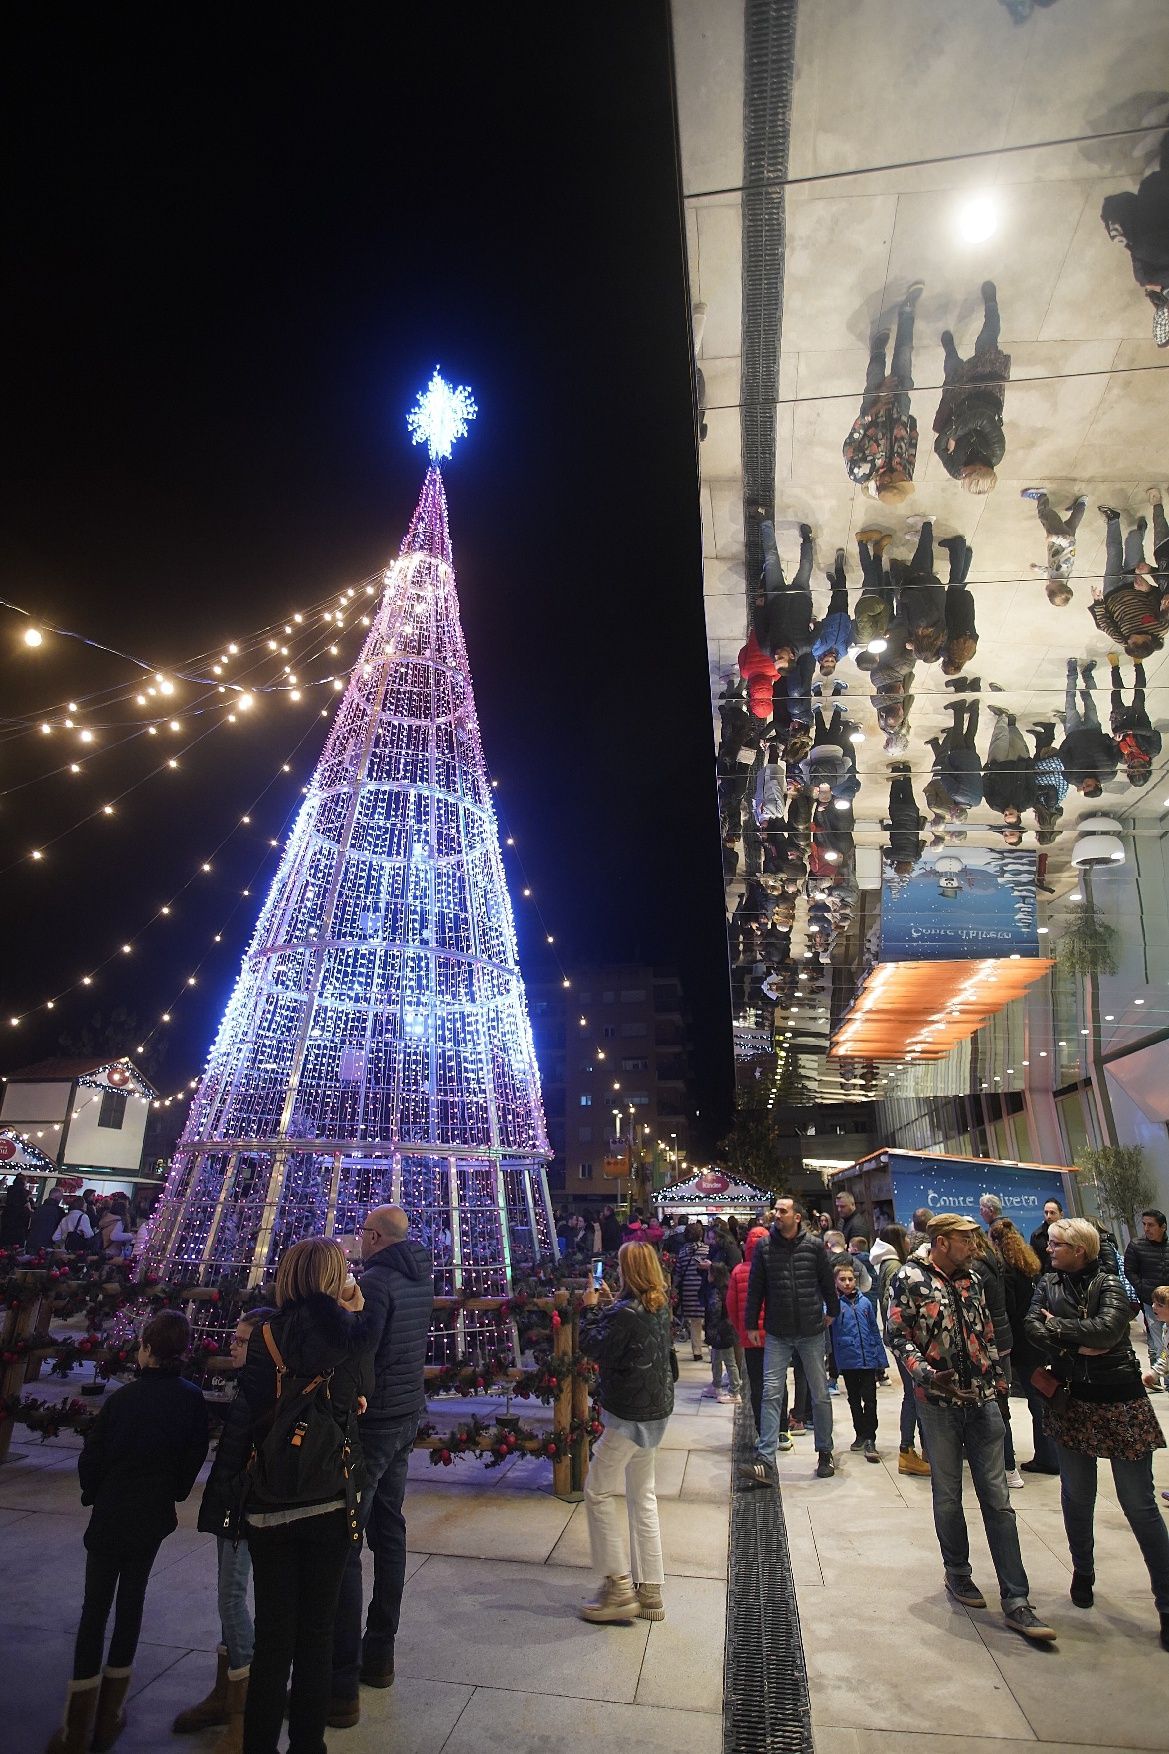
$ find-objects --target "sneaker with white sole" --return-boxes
[1005,1468,1025,1489]
[945,1574,987,1610]
[636,1583,665,1622]
[776,1432,794,1452]
[1004,1604,1057,1643]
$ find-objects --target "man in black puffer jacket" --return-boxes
[742,1197,839,1481]
[330,1207,434,1721]
[1124,1209,1169,1374]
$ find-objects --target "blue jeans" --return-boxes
[1055,1441,1169,1612]
[917,1397,1030,1609]
[896,1355,926,1454]
[758,1332,832,1460]
[1142,1303,1167,1372]
[332,1413,419,1699]
[217,1535,254,1670]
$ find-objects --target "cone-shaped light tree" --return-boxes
[138,374,555,1345]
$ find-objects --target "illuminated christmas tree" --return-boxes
[138,374,555,1345]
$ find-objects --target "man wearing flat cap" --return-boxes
[887,1212,1056,1645]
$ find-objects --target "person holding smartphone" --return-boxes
[887,1213,1056,1645]
[578,1244,678,1625]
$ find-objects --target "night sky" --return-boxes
[1,8,732,1147]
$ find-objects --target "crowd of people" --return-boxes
[0,1177,139,1261]
[728,1189,1169,1654]
[28,1187,1169,1751]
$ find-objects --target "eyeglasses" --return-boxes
[359,1226,380,1238]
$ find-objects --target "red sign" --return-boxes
[694,1171,730,1196]
[0,1139,16,1162]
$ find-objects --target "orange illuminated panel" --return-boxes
[829,958,1053,1063]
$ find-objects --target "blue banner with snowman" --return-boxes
[880,847,1039,962]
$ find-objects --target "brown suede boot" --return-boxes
[44,1676,100,1754]
[211,1669,248,1754]
[91,1666,132,1753]
[172,1646,229,1732]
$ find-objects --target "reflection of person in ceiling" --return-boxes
[1100,132,1169,346]
[926,699,983,809]
[1089,507,1169,659]
[1107,652,1162,788]
[889,521,945,662]
[754,518,815,663]
[1058,658,1120,795]
[843,282,922,502]
[933,281,1009,494]
[939,535,977,674]
[881,765,925,876]
[812,548,856,676]
[1021,489,1086,606]
[853,533,896,646]
[984,708,1037,846]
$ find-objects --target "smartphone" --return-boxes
[592,1258,604,1290]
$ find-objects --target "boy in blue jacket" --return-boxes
[831,1263,887,1462]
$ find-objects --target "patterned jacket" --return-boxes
[843,397,917,487]
[886,1256,1005,1401]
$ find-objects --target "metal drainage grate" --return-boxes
[723,1400,814,1754]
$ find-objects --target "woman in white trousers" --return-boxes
[578,1242,677,1623]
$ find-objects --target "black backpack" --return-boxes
[244,1324,366,1534]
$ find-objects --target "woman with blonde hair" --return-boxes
[238,1238,374,1754]
[579,1241,678,1625]
[1025,1218,1169,1647]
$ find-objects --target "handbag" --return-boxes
[1029,1365,1070,1416]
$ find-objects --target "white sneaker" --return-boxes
[1006,1468,1025,1490]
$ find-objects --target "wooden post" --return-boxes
[570,1298,591,1494]
[551,1291,573,1499]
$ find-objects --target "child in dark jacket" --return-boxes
[49,1309,209,1754]
[831,1264,888,1461]
[705,1263,742,1403]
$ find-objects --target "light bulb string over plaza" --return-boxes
[0,602,369,856]
[0,563,388,745]
[3,707,330,1041]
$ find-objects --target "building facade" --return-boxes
[528,965,695,1206]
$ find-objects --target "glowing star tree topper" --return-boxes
[407,367,478,462]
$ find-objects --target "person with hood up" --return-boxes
[329,1207,434,1727]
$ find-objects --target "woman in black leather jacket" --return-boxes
[1024,1218,1169,1647]
[579,1242,677,1627]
